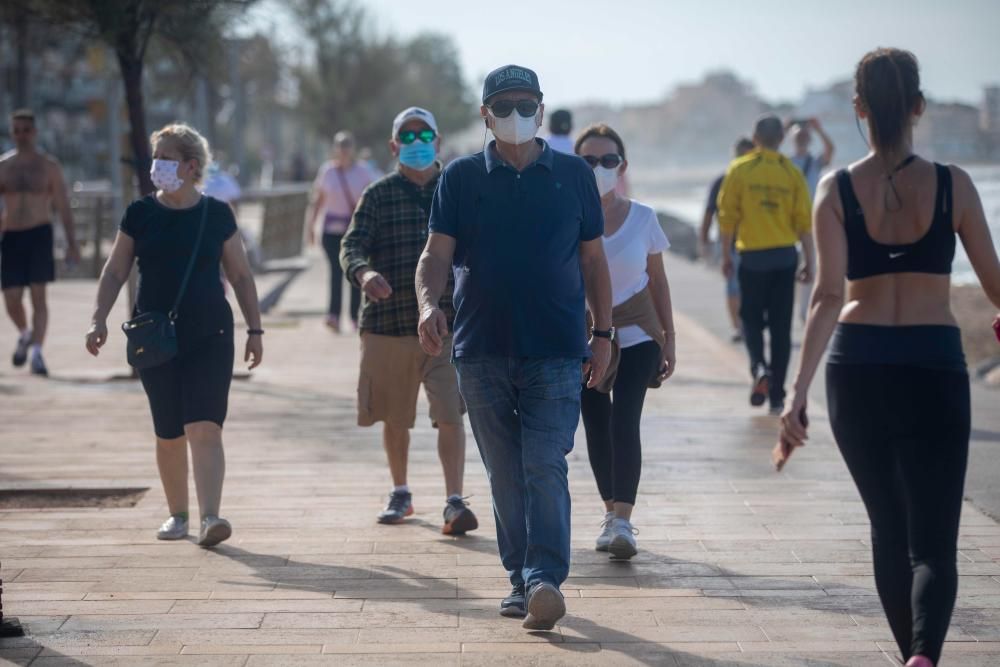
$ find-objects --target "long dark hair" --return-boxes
[855,48,923,153]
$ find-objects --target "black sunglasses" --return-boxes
[580,153,623,169]
[488,99,540,119]
[398,129,436,144]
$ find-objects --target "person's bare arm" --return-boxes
[306,187,325,245]
[647,252,676,381]
[85,231,135,356]
[416,232,456,356]
[782,173,847,445]
[50,160,79,262]
[579,237,612,388]
[699,209,715,261]
[954,166,1000,309]
[222,231,263,369]
[811,118,835,167]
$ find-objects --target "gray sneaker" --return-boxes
[377,490,413,524]
[29,351,48,376]
[156,514,189,540]
[595,512,614,551]
[442,497,478,535]
[198,516,232,547]
[522,582,565,631]
[608,517,638,560]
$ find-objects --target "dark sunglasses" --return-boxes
[580,153,623,169]
[488,99,540,119]
[398,129,437,144]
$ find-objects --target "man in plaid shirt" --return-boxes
[340,107,477,535]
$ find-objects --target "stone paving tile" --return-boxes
[248,655,459,667]
[32,657,247,667]
[5,266,1000,665]
[181,643,321,654]
[38,643,184,656]
[151,628,358,646]
[9,599,176,615]
[260,610,457,629]
[171,598,362,614]
[60,612,264,632]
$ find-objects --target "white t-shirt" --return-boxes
[313,161,379,227]
[546,134,575,155]
[602,200,670,348]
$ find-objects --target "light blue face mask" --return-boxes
[398,141,437,170]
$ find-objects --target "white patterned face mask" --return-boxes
[150,159,183,192]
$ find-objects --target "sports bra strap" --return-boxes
[835,169,860,223]
[934,163,952,218]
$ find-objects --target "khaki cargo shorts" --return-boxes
[358,333,465,428]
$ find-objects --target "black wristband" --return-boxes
[247,329,264,336]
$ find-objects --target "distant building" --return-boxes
[983,86,1000,158]
[916,102,984,162]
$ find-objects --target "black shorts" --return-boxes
[138,331,235,439]
[0,224,55,289]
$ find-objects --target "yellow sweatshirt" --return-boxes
[717,148,812,252]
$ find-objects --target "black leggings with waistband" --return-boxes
[826,323,969,664]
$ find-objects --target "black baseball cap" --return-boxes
[482,65,543,104]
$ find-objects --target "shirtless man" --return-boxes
[0,109,79,376]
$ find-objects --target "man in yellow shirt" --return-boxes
[717,115,815,414]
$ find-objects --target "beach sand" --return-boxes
[953,284,1000,371]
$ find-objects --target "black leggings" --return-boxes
[322,232,361,322]
[827,363,970,665]
[581,340,660,506]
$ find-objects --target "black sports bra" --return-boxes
[836,163,955,281]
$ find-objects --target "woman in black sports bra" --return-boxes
[778,48,1000,667]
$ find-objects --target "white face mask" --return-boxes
[491,111,539,145]
[151,159,184,193]
[594,166,619,196]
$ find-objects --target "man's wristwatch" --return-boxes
[591,326,616,342]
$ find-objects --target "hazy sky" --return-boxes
[283,0,998,109]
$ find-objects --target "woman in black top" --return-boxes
[778,49,1000,667]
[85,123,263,548]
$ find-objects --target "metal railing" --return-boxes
[61,185,311,278]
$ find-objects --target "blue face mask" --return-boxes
[398,141,437,170]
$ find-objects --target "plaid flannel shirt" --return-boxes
[339,168,455,337]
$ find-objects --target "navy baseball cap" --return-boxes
[482,65,543,104]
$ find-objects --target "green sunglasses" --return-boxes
[398,129,437,144]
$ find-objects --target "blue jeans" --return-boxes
[454,356,581,590]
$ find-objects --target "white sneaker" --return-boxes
[198,515,232,547]
[595,512,614,551]
[156,515,189,540]
[608,517,638,560]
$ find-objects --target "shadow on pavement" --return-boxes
[209,542,774,667]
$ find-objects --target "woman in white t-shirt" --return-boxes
[576,124,677,560]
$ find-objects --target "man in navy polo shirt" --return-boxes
[416,64,612,631]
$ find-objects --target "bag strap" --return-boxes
[169,197,209,320]
[334,166,357,213]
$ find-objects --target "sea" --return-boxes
[635,165,1000,286]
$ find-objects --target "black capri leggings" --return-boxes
[827,362,970,665]
[322,232,361,322]
[581,340,660,506]
[138,331,235,439]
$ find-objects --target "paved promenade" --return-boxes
[3,252,1000,666]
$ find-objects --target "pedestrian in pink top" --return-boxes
[308,131,379,332]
